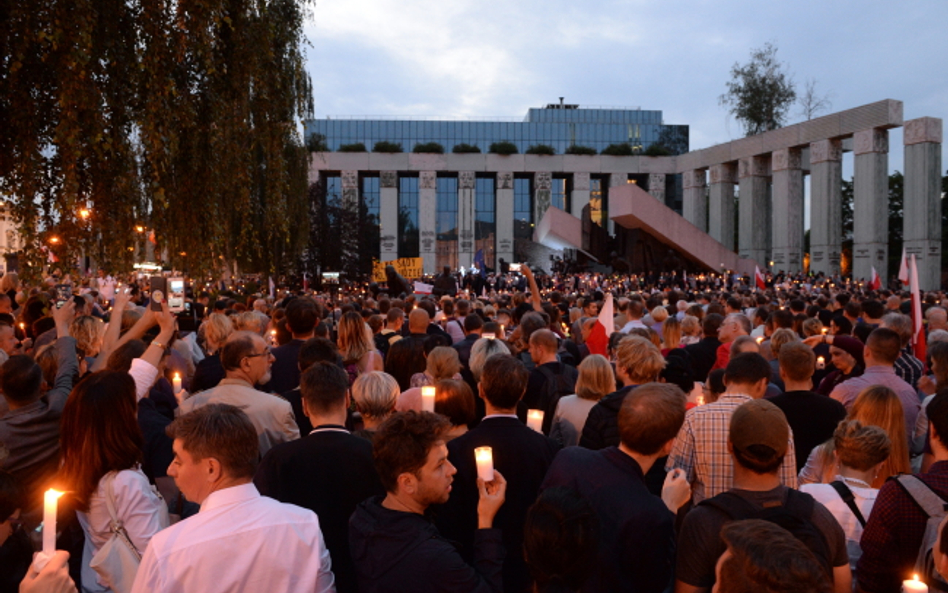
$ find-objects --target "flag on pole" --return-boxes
[910,255,926,361]
[302,272,309,291]
[898,248,910,286]
[474,249,486,276]
[869,266,882,291]
[586,293,614,357]
[268,276,275,299]
[754,266,766,290]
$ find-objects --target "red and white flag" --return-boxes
[898,248,910,286]
[754,266,766,290]
[869,266,882,291]
[586,292,614,357]
[910,255,926,361]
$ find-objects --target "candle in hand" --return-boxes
[421,386,436,413]
[527,409,544,432]
[172,372,182,393]
[817,356,826,370]
[43,489,63,556]
[475,447,494,482]
[903,575,928,592]
[755,336,764,344]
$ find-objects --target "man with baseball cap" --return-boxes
[674,399,851,593]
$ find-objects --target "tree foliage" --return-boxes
[720,43,797,136]
[0,0,315,278]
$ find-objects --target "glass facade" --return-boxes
[514,177,532,241]
[436,177,458,270]
[398,176,419,259]
[360,175,381,262]
[475,176,495,269]
[589,177,605,226]
[552,176,569,212]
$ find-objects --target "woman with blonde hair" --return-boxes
[397,346,462,411]
[799,385,910,488]
[661,316,682,353]
[550,354,616,447]
[680,315,701,346]
[649,306,669,335]
[70,315,106,359]
[337,310,383,384]
[192,313,235,393]
[351,371,399,442]
[469,337,511,382]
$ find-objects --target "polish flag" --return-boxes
[586,292,614,357]
[910,255,926,361]
[869,266,881,291]
[898,248,910,286]
[754,266,766,290]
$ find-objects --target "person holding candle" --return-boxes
[133,404,335,593]
[58,370,170,592]
[261,296,320,394]
[524,330,578,435]
[349,411,507,593]
[439,354,559,593]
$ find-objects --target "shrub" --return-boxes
[600,143,634,156]
[452,143,482,154]
[488,141,518,155]
[564,145,597,155]
[338,142,367,153]
[644,143,673,156]
[525,144,556,155]
[412,142,444,154]
[372,141,403,153]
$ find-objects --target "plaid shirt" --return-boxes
[857,461,948,593]
[665,392,798,503]
[894,347,925,391]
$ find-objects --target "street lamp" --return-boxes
[49,236,60,245]
[135,225,145,233]
[79,209,91,220]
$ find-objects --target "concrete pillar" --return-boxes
[419,171,437,275]
[738,156,771,266]
[903,117,943,291]
[853,129,889,283]
[571,172,590,218]
[379,171,398,261]
[682,169,708,232]
[648,173,666,203]
[341,171,359,209]
[534,171,552,224]
[496,172,515,269]
[608,173,626,235]
[771,149,804,272]
[708,163,737,250]
[809,139,843,276]
[458,171,476,269]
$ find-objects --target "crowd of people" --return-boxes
[2,263,948,592]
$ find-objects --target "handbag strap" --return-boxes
[829,480,868,528]
[102,471,142,559]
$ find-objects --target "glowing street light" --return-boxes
[79,208,91,220]
[135,225,145,233]
[48,236,60,244]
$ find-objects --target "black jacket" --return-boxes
[260,339,305,394]
[433,273,458,297]
[349,496,504,593]
[255,428,383,593]
[579,385,636,451]
[684,336,722,383]
[437,417,560,593]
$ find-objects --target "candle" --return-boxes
[817,356,826,370]
[269,329,277,345]
[821,327,828,335]
[43,489,63,556]
[421,386,436,413]
[475,447,494,482]
[755,336,764,344]
[527,409,544,432]
[903,575,928,593]
[172,372,182,393]
[697,395,705,406]
[482,333,495,340]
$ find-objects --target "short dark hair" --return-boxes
[463,313,483,333]
[300,362,349,416]
[220,331,261,371]
[866,328,902,364]
[778,342,815,383]
[0,355,43,405]
[285,297,320,336]
[702,313,724,337]
[723,352,771,387]
[617,383,686,455]
[861,300,885,320]
[167,403,259,479]
[298,338,339,371]
[480,354,528,409]
[927,390,948,448]
[106,339,147,373]
[373,411,451,493]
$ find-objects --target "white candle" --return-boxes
[817,356,826,370]
[421,386,436,413]
[172,372,182,393]
[43,489,63,556]
[527,409,544,432]
[903,575,928,593]
[475,447,494,482]
[482,333,495,340]
[755,336,764,344]
[697,395,705,406]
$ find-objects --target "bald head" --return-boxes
[408,308,430,333]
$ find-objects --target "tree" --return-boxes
[798,78,832,120]
[719,43,797,136]
[0,0,315,278]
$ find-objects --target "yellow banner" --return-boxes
[372,257,424,283]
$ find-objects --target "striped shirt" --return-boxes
[666,392,798,503]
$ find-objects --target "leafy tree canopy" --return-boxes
[720,43,797,137]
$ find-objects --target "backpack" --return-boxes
[699,489,833,577]
[536,364,578,420]
[893,475,948,591]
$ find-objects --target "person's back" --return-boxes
[523,330,578,433]
[683,314,723,382]
[264,297,319,393]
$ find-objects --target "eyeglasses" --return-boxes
[244,347,271,360]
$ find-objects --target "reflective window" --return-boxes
[514,177,532,241]
[436,177,458,271]
[361,175,381,263]
[475,177,496,270]
[398,177,419,259]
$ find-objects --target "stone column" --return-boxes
[419,171,437,275]
[496,172,515,269]
[648,173,666,203]
[771,149,804,272]
[571,172,590,218]
[708,163,737,250]
[853,129,889,283]
[809,139,843,276]
[379,171,399,261]
[341,171,359,209]
[738,156,771,266]
[458,171,476,269]
[682,169,708,232]
[903,117,943,291]
[534,171,552,224]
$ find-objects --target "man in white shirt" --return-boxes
[132,404,335,593]
[96,268,116,304]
